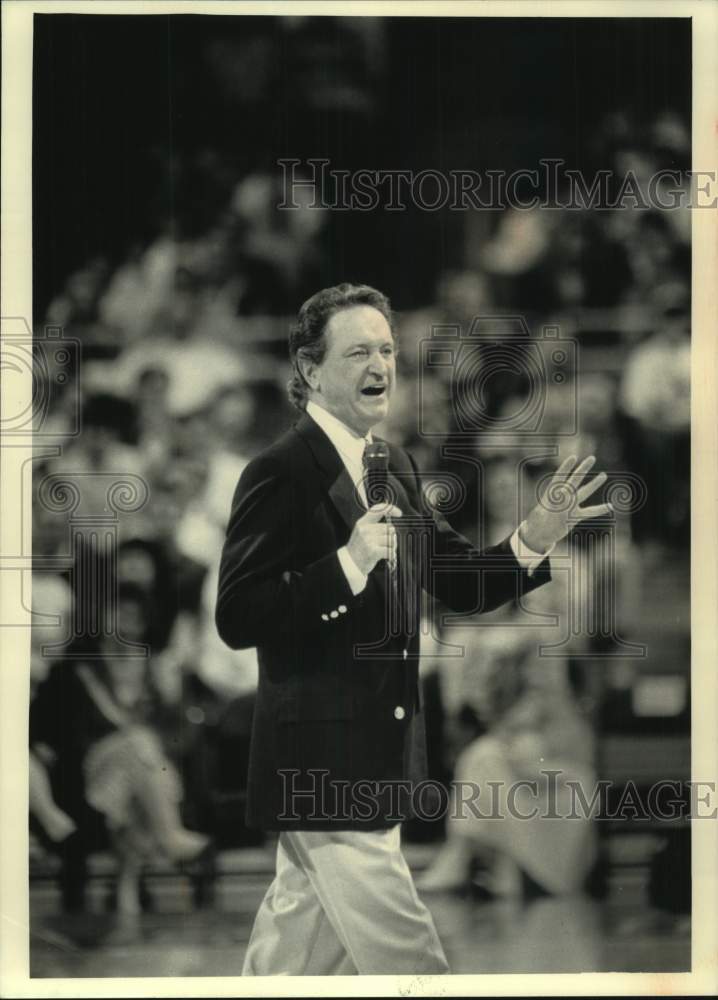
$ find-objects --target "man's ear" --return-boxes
[298,353,320,392]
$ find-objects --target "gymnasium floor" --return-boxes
[29,842,690,978]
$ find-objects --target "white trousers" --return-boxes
[242,826,450,976]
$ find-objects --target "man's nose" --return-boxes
[368,353,388,377]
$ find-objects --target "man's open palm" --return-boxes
[520,454,614,554]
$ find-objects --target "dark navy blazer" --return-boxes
[215,412,550,830]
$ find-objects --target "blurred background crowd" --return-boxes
[28,14,691,942]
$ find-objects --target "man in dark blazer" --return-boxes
[215,283,612,975]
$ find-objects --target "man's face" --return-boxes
[308,305,396,437]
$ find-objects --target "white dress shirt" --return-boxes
[305,400,550,596]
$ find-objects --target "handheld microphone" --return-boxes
[363,440,391,508]
[363,440,398,583]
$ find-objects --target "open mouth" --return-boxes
[361,385,387,397]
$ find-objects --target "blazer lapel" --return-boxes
[294,415,424,618]
[295,413,430,642]
[294,412,366,532]
[385,465,415,518]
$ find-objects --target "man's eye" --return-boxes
[382,347,395,357]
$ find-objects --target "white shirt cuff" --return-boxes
[510,524,554,578]
[337,546,368,595]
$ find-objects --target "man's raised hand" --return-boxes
[520,455,614,554]
[346,503,402,576]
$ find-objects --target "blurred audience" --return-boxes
[31,107,690,914]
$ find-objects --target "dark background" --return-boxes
[33,14,691,316]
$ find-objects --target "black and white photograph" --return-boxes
[1,0,717,995]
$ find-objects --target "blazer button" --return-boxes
[330,610,339,618]
[321,614,329,621]
[402,648,408,660]
[338,605,347,614]
[394,706,405,720]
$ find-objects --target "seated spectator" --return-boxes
[173,383,257,571]
[418,658,597,897]
[117,537,205,654]
[48,392,145,483]
[29,573,78,850]
[132,366,174,476]
[111,266,248,418]
[123,476,208,652]
[30,584,210,916]
[29,750,77,846]
[44,257,119,360]
[619,302,690,549]
[418,580,597,899]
